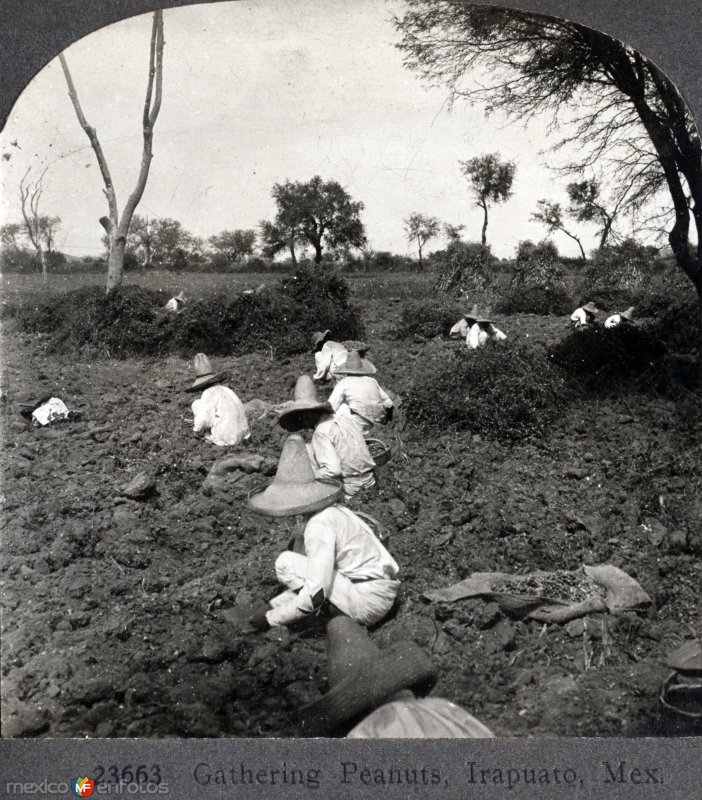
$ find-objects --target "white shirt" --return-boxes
[328,376,393,426]
[604,314,631,329]
[266,505,399,626]
[570,308,594,327]
[311,414,376,497]
[467,323,507,349]
[191,384,250,446]
[450,318,470,339]
[165,297,183,312]
[313,341,349,381]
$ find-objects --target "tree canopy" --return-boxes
[459,153,515,245]
[404,212,440,269]
[394,2,702,305]
[268,175,366,264]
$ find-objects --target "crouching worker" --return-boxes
[328,351,394,436]
[605,306,636,329]
[246,435,401,630]
[449,305,479,340]
[186,353,250,446]
[570,300,600,328]
[467,313,507,349]
[299,616,495,738]
[279,376,376,499]
[165,291,186,312]
[312,330,349,382]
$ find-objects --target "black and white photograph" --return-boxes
[1,0,701,750]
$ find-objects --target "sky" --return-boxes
[0,0,667,260]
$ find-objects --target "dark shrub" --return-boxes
[496,284,573,316]
[651,301,699,353]
[510,240,566,288]
[398,300,465,339]
[6,268,364,359]
[434,241,498,296]
[586,239,652,294]
[548,325,671,392]
[404,342,568,442]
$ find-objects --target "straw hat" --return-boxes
[334,350,377,376]
[278,375,333,432]
[311,330,331,353]
[619,306,635,322]
[185,353,228,393]
[463,304,479,323]
[298,616,438,736]
[582,301,600,314]
[247,434,342,517]
[347,697,495,738]
[174,291,186,303]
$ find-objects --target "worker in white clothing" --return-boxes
[570,301,600,327]
[245,435,400,630]
[467,314,507,349]
[449,305,479,339]
[328,351,394,436]
[605,306,636,328]
[312,330,349,382]
[165,291,186,312]
[279,376,377,498]
[186,353,250,446]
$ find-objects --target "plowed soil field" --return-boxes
[1,273,700,738]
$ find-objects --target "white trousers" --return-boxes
[271,551,400,626]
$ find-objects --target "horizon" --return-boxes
[0,0,672,263]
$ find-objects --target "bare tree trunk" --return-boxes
[417,241,424,271]
[480,202,488,246]
[59,11,164,294]
[19,167,49,281]
[289,241,297,268]
[313,241,323,264]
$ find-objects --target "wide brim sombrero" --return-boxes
[620,306,636,321]
[334,350,377,376]
[247,433,342,517]
[463,304,479,323]
[279,401,333,432]
[185,371,229,393]
[248,477,342,517]
[298,618,438,736]
[582,302,600,313]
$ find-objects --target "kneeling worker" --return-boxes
[467,313,507,349]
[279,376,376,499]
[186,353,250,446]
[328,351,394,436]
[312,330,349,382]
[449,305,479,340]
[246,434,400,630]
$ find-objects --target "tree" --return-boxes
[395,2,702,332]
[531,200,587,260]
[258,219,301,267]
[459,153,516,245]
[208,229,256,265]
[0,223,25,255]
[269,176,366,264]
[58,10,164,292]
[404,212,440,269]
[443,222,465,243]
[39,215,61,254]
[566,179,629,249]
[127,214,155,270]
[19,167,50,279]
